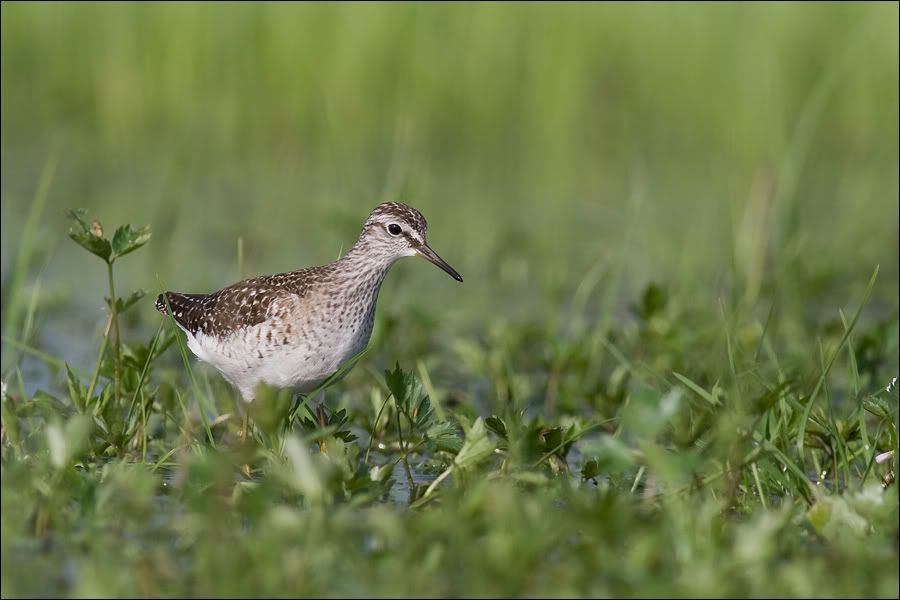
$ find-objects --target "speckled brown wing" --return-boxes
[155,292,210,334]
[155,269,320,337]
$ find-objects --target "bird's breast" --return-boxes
[257,284,381,388]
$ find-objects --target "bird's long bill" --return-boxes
[417,243,463,282]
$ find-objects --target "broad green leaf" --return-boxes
[454,417,496,471]
[111,224,151,260]
[46,422,66,468]
[24,390,70,420]
[413,394,435,431]
[485,415,508,440]
[384,362,425,416]
[67,209,113,261]
[282,435,325,502]
[47,414,92,468]
[425,421,462,453]
[68,229,112,262]
[807,496,869,540]
[66,208,91,232]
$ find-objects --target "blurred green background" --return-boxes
[2,4,899,598]
[3,2,897,359]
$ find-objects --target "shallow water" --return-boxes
[387,463,439,506]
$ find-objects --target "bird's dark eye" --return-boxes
[388,224,402,236]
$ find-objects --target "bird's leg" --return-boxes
[238,394,252,478]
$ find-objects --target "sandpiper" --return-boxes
[155,201,462,438]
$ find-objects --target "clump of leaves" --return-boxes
[486,409,597,475]
[385,364,462,455]
[295,405,359,444]
[66,209,152,452]
[378,363,462,502]
[67,208,151,266]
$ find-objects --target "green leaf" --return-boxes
[413,394,435,431]
[68,229,112,262]
[454,417,496,471]
[630,283,668,320]
[425,421,462,453]
[807,496,869,540]
[540,426,566,454]
[282,435,326,503]
[111,224,152,260]
[485,415,508,440]
[67,209,113,262]
[863,396,892,419]
[580,435,638,477]
[106,288,147,313]
[67,208,91,232]
[673,372,720,406]
[581,457,602,481]
[23,390,71,421]
[384,362,425,416]
[293,404,358,443]
[47,414,92,468]
[65,363,85,411]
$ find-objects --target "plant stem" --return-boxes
[106,261,121,406]
[85,313,113,408]
[392,439,426,467]
[125,320,165,434]
[423,464,453,498]
[364,390,391,466]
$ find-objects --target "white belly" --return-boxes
[181,316,372,401]
[176,273,383,402]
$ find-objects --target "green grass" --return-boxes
[1,2,899,598]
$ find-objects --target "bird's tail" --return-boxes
[154,293,170,315]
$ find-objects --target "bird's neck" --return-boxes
[331,239,397,288]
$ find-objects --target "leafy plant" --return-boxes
[66,209,151,450]
[382,363,462,501]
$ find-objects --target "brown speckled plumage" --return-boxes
[155,266,334,337]
[155,202,462,403]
